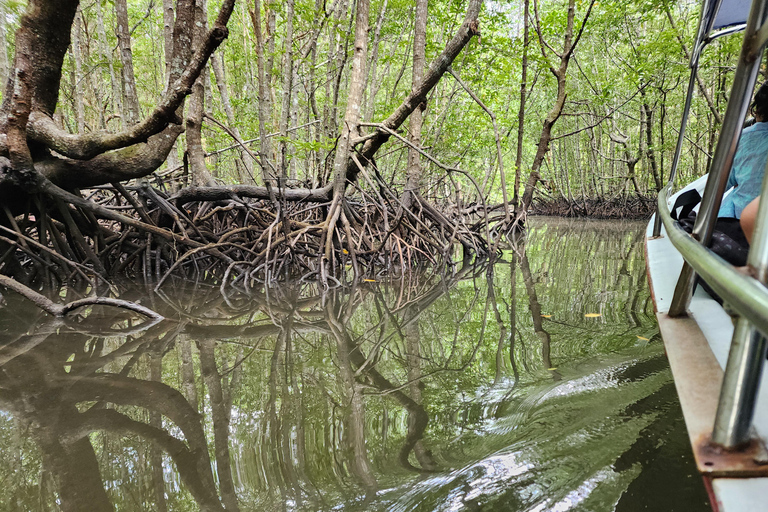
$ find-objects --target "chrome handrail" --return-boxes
[657,187,768,337]
[653,0,768,452]
[711,148,768,446]
[658,182,768,447]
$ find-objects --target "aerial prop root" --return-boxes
[2,169,492,288]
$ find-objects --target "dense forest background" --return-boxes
[0,3,721,509]
[0,0,751,292]
[0,0,742,206]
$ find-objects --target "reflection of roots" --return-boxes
[1,175,491,289]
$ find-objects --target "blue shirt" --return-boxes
[719,121,768,219]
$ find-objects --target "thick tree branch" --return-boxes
[171,183,334,204]
[345,0,482,180]
[35,126,184,188]
[25,0,236,161]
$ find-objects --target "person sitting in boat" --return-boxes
[681,82,768,267]
[719,82,768,222]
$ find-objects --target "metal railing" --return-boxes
[655,0,768,448]
[657,177,768,446]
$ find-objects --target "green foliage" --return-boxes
[0,0,746,200]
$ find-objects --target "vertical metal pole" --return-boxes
[653,65,700,237]
[668,3,768,317]
[713,158,768,447]
[713,320,767,446]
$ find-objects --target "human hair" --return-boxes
[752,82,768,121]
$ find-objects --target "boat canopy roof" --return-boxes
[708,0,751,31]
[693,0,752,63]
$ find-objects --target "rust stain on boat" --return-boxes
[693,436,768,477]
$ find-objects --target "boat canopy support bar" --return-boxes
[652,61,702,237]
[653,0,753,239]
[668,0,768,317]
[660,0,768,448]
[713,142,768,445]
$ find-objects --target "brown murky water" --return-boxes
[0,218,710,511]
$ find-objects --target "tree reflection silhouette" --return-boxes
[0,222,658,511]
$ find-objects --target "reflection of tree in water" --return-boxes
[0,263,492,510]
[0,221,655,511]
[0,314,228,511]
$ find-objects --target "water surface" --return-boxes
[0,218,710,511]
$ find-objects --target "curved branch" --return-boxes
[26,0,236,160]
[60,297,163,319]
[63,409,226,512]
[0,274,162,319]
[63,374,210,454]
[37,126,184,188]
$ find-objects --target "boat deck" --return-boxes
[646,217,768,511]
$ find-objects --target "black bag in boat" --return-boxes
[678,212,750,266]
[670,188,750,301]
[678,210,750,303]
[671,188,750,267]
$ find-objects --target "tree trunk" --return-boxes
[250,0,277,185]
[405,321,437,470]
[278,0,296,181]
[211,53,256,184]
[520,0,595,216]
[0,1,8,89]
[364,0,389,123]
[326,0,370,257]
[71,7,85,133]
[186,0,216,187]
[642,101,663,191]
[96,0,122,129]
[163,0,181,175]
[513,0,530,208]
[149,352,168,512]
[403,0,428,208]
[198,339,240,512]
[114,0,141,125]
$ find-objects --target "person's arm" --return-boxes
[741,196,760,243]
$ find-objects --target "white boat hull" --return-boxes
[646,193,768,511]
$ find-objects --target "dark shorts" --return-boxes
[679,212,750,302]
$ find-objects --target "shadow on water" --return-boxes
[0,217,710,511]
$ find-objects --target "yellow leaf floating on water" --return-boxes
[637,336,650,341]
[584,313,601,318]
[541,314,552,318]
